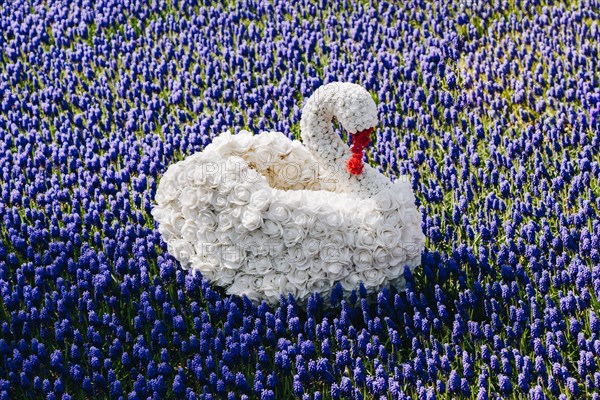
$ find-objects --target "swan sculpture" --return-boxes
[152,82,425,305]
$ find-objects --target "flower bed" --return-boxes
[1,0,599,399]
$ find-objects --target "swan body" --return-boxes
[152,83,425,304]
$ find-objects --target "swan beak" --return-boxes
[346,127,375,175]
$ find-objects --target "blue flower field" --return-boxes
[1,0,600,398]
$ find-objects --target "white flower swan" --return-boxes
[152,82,426,305]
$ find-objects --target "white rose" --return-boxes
[212,267,237,287]
[253,143,278,167]
[373,246,391,268]
[241,232,272,256]
[323,209,344,228]
[181,205,200,220]
[221,244,243,269]
[226,274,256,298]
[169,211,186,234]
[282,224,306,246]
[241,208,263,231]
[302,238,321,257]
[307,276,330,295]
[191,166,208,185]
[155,174,178,203]
[175,163,194,187]
[203,162,222,189]
[355,228,377,249]
[263,219,283,238]
[291,209,314,229]
[373,188,396,211]
[249,189,271,211]
[324,261,345,277]
[286,244,309,270]
[360,269,386,288]
[386,263,404,280]
[197,211,217,230]
[181,220,198,243]
[287,268,310,291]
[311,218,328,238]
[196,228,218,244]
[219,175,237,195]
[217,209,236,231]
[187,255,214,279]
[247,257,273,275]
[340,273,361,291]
[385,211,401,227]
[212,193,229,211]
[376,224,400,248]
[261,274,285,300]
[232,130,254,154]
[267,203,291,224]
[196,186,214,206]
[399,206,422,226]
[168,239,194,265]
[153,208,176,238]
[250,275,264,291]
[361,208,385,227]
[352,248,372,272]
[272,256,293,274]
[228,185,251,205]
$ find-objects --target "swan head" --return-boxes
[301,82,379,176]
[329,83,378,175]
[330,82,379,134]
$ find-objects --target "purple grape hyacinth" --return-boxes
[1,0,600,398]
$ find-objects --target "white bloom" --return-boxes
[169,212,186,233]
[181,205,200,221]
[197,210,218,230]
[212,267,237,287]
[226,274,259,300]
[232,130,254,153]
[376,224,400,248]
[286,244,309,269]
[354,228,377,249]
[272,255,293,274]
[323,208,344,228]
[196,228,218,244]
[168,239,194,266]
[217,210,236,232]
[196,186,214,206]
[247,257,273,275]
[372,246,391,268]
[302,238,321,257]
[249,189,271,211]
[181,220,198,243]
[307,276,330,295]
[282,224,306,246]
[290,209,313,229]
[241,208,263,231]
[212,193,229,211]
[287,268,309,288]
[352,248,372,272]
[267,202,291,224]
[361,208,385,227]
[263,219,283,238]
[228,184,251,205]
[360,269,386,288]
[155,174,178,203]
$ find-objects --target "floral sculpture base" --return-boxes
[153,83,425,305]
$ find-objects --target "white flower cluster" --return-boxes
[153,82,426,305]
